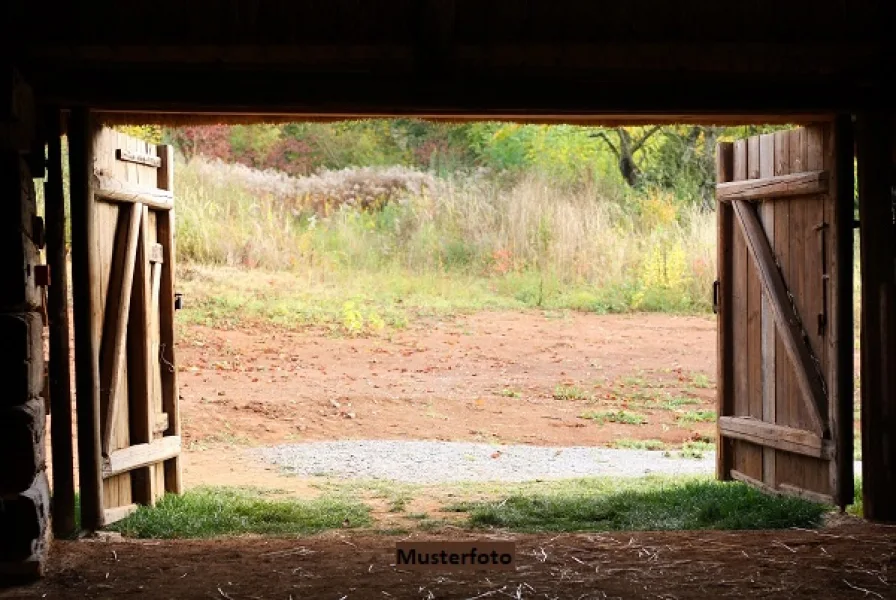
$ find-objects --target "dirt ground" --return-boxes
[4,521,893,599]
[178,311,716,470]
[177,311,717,489]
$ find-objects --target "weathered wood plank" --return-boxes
[45,106,76,538]
[758,132,776,489]
[69,108,106,531]
[731,138,763,481]
[715,141,734,481]
[94,175,173,210]
[99,203,143,455]
[731,470,833,505]
[716,170,828,202]
[772,130,792,482]
[128,204,156,505]
[777,484,835,506]
[157,144,183,494]
[731,199,827,436]
[103,504,139,525]
[719,416,834,460]
[103,436,182,478]
[745,138,765,486]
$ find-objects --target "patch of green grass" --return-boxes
[690,373,712,388]
[848,477,863,517]
[497,388,521,398]
[388,497,409,513]
[106,487,371,538]
[611,439,667,450]
[452,479,829,533]
[677,441,715,459]
[581,410,648,425]
[655,396,702,411]
[553,385,591,401]
[676,410,716,424]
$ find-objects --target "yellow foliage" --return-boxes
[634,239,689,309]
[115,125,163,144]
[639,190,678,230]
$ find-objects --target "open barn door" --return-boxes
[715,121,853,508]
[71,125,182,528]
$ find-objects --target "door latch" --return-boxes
[174,292,183,310]
[712,280,720,314]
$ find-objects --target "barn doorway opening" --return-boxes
[42,117,860,539]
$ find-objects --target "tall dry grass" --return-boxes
[176,158,716,313]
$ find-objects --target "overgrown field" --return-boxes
[175,157,716,330]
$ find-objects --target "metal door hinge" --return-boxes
[712,280,720,314]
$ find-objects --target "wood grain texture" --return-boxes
[103,436,181,478]
[731,138,763,481]
[718,416,833,460]
[157,144,183,494]
[715,141,734,480]
[758,132,777,489]
[69,108,105,530]
[715,170,828,202]
[731,199,827,436]
[45,107,76,538]
[99,204,142,455]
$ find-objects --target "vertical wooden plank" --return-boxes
[856,113,896,521]
[157,144,182,494]
[773,126,831,500]
[773,129,793,489]
[828,115,855,508]
[69,108,105,530]
[732,138,763,480]
[99,204,142,455]
[716,141,734,481]
[788,127,809,431]
[45,107,76,537]
[758,132,776,489]
[128,204,156,505]
[147,212,166,498]
[804,125,830,499]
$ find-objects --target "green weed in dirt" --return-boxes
[611,439,667,450]
[106,487,371,538]
[553,385,591,401]
[581,410,648,425]
[675,410,716,424]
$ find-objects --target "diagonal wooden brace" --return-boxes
[731,199,828,437]
[99,203,143,456]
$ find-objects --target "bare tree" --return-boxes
[591,126,663,187]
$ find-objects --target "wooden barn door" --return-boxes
[715,121,854,508]
[74,126,182,527]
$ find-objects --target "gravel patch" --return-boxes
[252,440,716,484]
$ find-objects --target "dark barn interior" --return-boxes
[1,0,895,585]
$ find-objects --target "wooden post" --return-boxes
[69,107,105,531]
[831,115,855,509]
[44,107,76,538]
[716,141,734,480]
[157,144,182,494]
[855,113,896,522]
